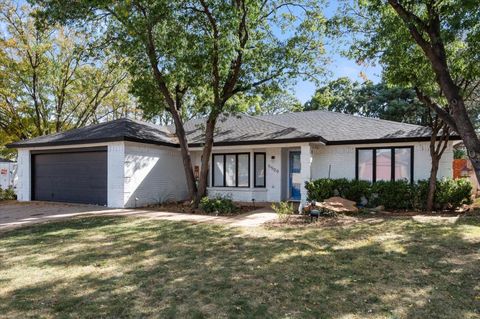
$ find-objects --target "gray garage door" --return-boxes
[32,147,107,205]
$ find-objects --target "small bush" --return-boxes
[339,179,372,204]
[370,180,413,210]
[413,180,430,210]
[305,178,371,204]
[305,179,336,202]
[435,178,472,210]
[0,187,16,201]
[199,195,237,215]
[271,201,295,221]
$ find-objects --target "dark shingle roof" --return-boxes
[179,114,320,146]
[258,110,436,144]
[7,118,177,148]
[7,110,459,149]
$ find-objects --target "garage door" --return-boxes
[32,147,107,205]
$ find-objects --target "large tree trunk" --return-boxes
[170,107,198,201]
[194,116,217,207]
[388,0,480,184]
[426,156,439,212]
[143,27,198,202]
[433,59,480,182]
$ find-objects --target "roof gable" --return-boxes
[8,118,177,148]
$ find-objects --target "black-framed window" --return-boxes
[254,152,266,188]
[355,146,414,183]
[212,153,250,187]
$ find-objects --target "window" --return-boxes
[254,153,266,187]
[376,148,392,181]
[356,146,413,182]
[395,148,412,182]
[212,153,250,187]
[357,149,374,182]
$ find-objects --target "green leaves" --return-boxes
[0,0,136,142]
[34,0,329,117]
[305,78,430,126]
[342,0,480,101]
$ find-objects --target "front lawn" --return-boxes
[0,215,479,318]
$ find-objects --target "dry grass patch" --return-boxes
[0,215,479,318]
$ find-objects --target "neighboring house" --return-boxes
[7,110,460,208]
[0,158,17,191]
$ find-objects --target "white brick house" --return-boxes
[8,110,458,208]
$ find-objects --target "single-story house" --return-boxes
[7,110,460,208]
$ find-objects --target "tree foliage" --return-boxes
[305,77,430,125]
[0,0,137,158]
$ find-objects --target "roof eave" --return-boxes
[6,136,179,149]
[326,135,462,145]
[188,136,324,148]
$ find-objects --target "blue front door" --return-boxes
[289,151,301,200]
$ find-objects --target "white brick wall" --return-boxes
[16,149,30,201]
[310,141,454,181]
[123,142,189,208]
[300,144,312,205]
[192,147,285,203]
[107,142,125,208]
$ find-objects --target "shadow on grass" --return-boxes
[0,215,479,318]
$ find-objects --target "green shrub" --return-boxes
[413,180,430,210]
[271,201,295,221]
[435,178,472,210]
[0,187,16,201]
[305,178,472,211]
[305,178,371,204]
[199,195,237,215]
[305,178,336,202]
[415,178,472,210]
[339,179,372,204]
[370,180,414,210]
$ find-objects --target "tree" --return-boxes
[36,0,327,205]
[0,0,136,147]
[342,0,480,184]
[305,78,430,125]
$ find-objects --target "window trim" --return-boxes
[355,146,414,183]
[254,152,267,188]
[211,153,250,188]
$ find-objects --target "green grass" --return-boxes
[0,216,479,318]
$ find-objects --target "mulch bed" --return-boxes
[143,201,264,216]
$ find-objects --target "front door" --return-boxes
[289,151,301,200]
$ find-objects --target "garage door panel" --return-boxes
[32,150,107,205]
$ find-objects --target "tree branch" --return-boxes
[415,87,458,133]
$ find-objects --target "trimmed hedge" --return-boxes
[305,178,472,211]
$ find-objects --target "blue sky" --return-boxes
[293,51,382,103]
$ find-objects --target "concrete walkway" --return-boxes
[0,201,277,232]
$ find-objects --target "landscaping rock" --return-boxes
[372,205,385,212]
[314,196,358,214]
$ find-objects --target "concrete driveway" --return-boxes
[0,201,277,232]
